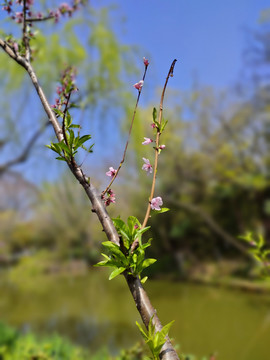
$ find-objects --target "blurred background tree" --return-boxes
[122,14,270,277]
[1,4,270,278]
[0,1,139,268]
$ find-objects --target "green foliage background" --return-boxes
[0,321,150,360]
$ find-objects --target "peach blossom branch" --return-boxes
[141,59,177,229]
[102,63,149,196]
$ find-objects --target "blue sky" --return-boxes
[95,0,269,92]
[1,0,269,184]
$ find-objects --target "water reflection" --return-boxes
[0,270,269,360]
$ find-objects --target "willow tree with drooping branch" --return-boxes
[0,1,179,359]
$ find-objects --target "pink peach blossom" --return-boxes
[142,137,153,145]
[101,189,116,207]
[106,167,117,178]
[133,80,144,91]
[150,197,163,211]
[15,11,23,23]
[142,158,153,175]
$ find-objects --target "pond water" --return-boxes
[0,269,269,360]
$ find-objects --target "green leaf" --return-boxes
[46,142,62,155]
[112,218,126,231]
[101,241,117,249]
[127,215,139,227]
[141,258,157,270]
[55,156,66,161]
[136,322,148,341]
[132,253,138,264]
[119,228,131,242]
[156,207,170,214]
[102,241,128,266]
[152,338,164,357]
[109,267,125,280]
[94,258,119,267]
[67,129,75,147]
[81,143,94,153]
[52,108,64,117]
[252,254,263,262]
[258,234,265,249]
[127,216,138,238]
[65,111,72,128]
[250,248,260,256]
[136,316,174,360]
[77,134,92,147]
[160,119,168,133]
[159,320,175,339]
[152,107,157,122]
[69,124,81,129]
[113,218,130,243]
[148,315,155,338]
[58,140,72,156]
[141,241,152,250]
[95,260,109,267]
[100,253,110,261]
[136,226,151,237]
[141,276,148,284]
[135,249,146,274]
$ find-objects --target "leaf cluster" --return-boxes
[46,109,93,162]
[152,107,168,134]
[239,232,270,278]
[95,216,156,282]
[136,317,174,360]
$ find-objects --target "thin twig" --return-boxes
[62,91,72,146]
[25,15,55,22]
[61,90,77,166]
[101,64,148,196]
[141,59,177,229]
[0,38,25,66]
[22,0,30,62]
[0,121,50,175]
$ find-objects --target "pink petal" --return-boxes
[106,167,116,177]
[133,80,144,90]
[142,137,153,145]
[150,197,163,210]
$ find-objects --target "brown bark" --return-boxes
[125,274,179,360]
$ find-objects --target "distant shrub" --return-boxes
[0,322,150,360]
[0,322,89,360]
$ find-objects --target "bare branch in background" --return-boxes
[0,121,50,176]
[169,199,252,259]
